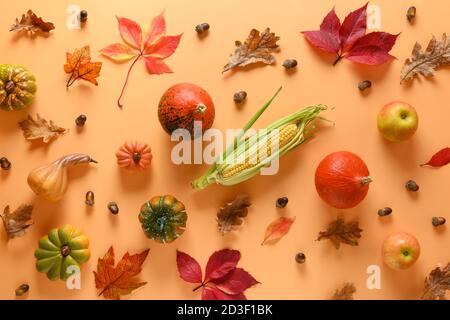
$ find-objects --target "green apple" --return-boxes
[382,232,420,270]
[377,101,418,142]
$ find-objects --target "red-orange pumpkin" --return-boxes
[158,83,215,137]
[315,151,372,209]
[116,141,152,170]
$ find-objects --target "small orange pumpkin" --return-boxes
[116,141,152,170]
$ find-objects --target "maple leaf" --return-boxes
[176,249,259,300]
[18,114,68,143]
[317,218,362,249]
[94,246,149,300]
[64,46,102,88]
[422,263,450,300]
[0,205,33,240]
[100,12,182,107]
[10,10,54,34]
[217,194,251,235]
[420,147,450,168]
[261,217,295,245]
[401,34,450,83]
[331,283,356,300]
[223,28,280,73]
[301,3,399,66]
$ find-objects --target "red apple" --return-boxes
[382,232,420,270]
[377,101,419,142]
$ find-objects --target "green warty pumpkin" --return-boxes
[139,195,187,243]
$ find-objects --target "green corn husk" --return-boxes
[191,87,328,190]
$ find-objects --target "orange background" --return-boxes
[1,0,449,300]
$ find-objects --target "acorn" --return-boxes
[233,91,247,104]
[195,23,210,34]
[276,197,289,208]
[75,114,87,127]
[406,6,416,23]
[432,216,446,227]
[282,59,298,69]
[0,157,11,170]
[108,202,119,215]
[85,191,95,206]
[79,10,88,23]
[295,252,306,264]
[358,80,372,91]
[378,207,392,217]
[405,180,419,192]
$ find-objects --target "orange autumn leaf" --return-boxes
[94,246,150,300]
[64,45,102,88]
[261,217,295,245]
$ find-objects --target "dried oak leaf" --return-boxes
[64,46,102,88]
[331,283,356,300]
[0,205,33,239]
[401,34,450,83]
[223,28,280,73]
[10,10,55,34]
[19,114,68,143]
[217,194,251,235]
[317,218,362,249]
[94,246,149,300]
[422,263,450,300]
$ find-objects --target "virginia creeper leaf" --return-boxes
[116,16,142,50]
[214,268,259,295]
[339,3,368,52]
[100,12,182,107]
[176,250,202,283]
[205,249,241,281]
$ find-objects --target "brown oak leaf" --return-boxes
[19,114,68,143]
[94,246,149,300]
[422,263,450,300]
[331,283,356,300]
[222,28,280,73]
[401,34,450,83]
[10,10,55,34]
[217,194,251,235]
[317,218,362,249]
[0,205,33,239]
[64,46,102,88]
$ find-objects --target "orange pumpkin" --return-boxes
[116,141,152,170]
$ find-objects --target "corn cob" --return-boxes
[191,87,328,189]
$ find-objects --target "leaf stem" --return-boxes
[117,54,142,108]
[193,281,208,292]
[333,54,343,66]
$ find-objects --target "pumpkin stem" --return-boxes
[61,245,71,257]
[194,103,207,114]
[360,176,373,185]
[132,152,141,163]
[5,81,15,94]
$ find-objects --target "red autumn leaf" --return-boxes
[339,2,368,52]
[100,11,182,107]
[301,2,398,66]
[176,249,258,300]
[116,16,142,50]
[421,148,450,167]
[205,249,241,281]
[176,250,202,283]
[202,287,246,300]
[214,268,259,295]
[261,216,295,245]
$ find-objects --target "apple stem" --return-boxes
[361,176,373,185]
